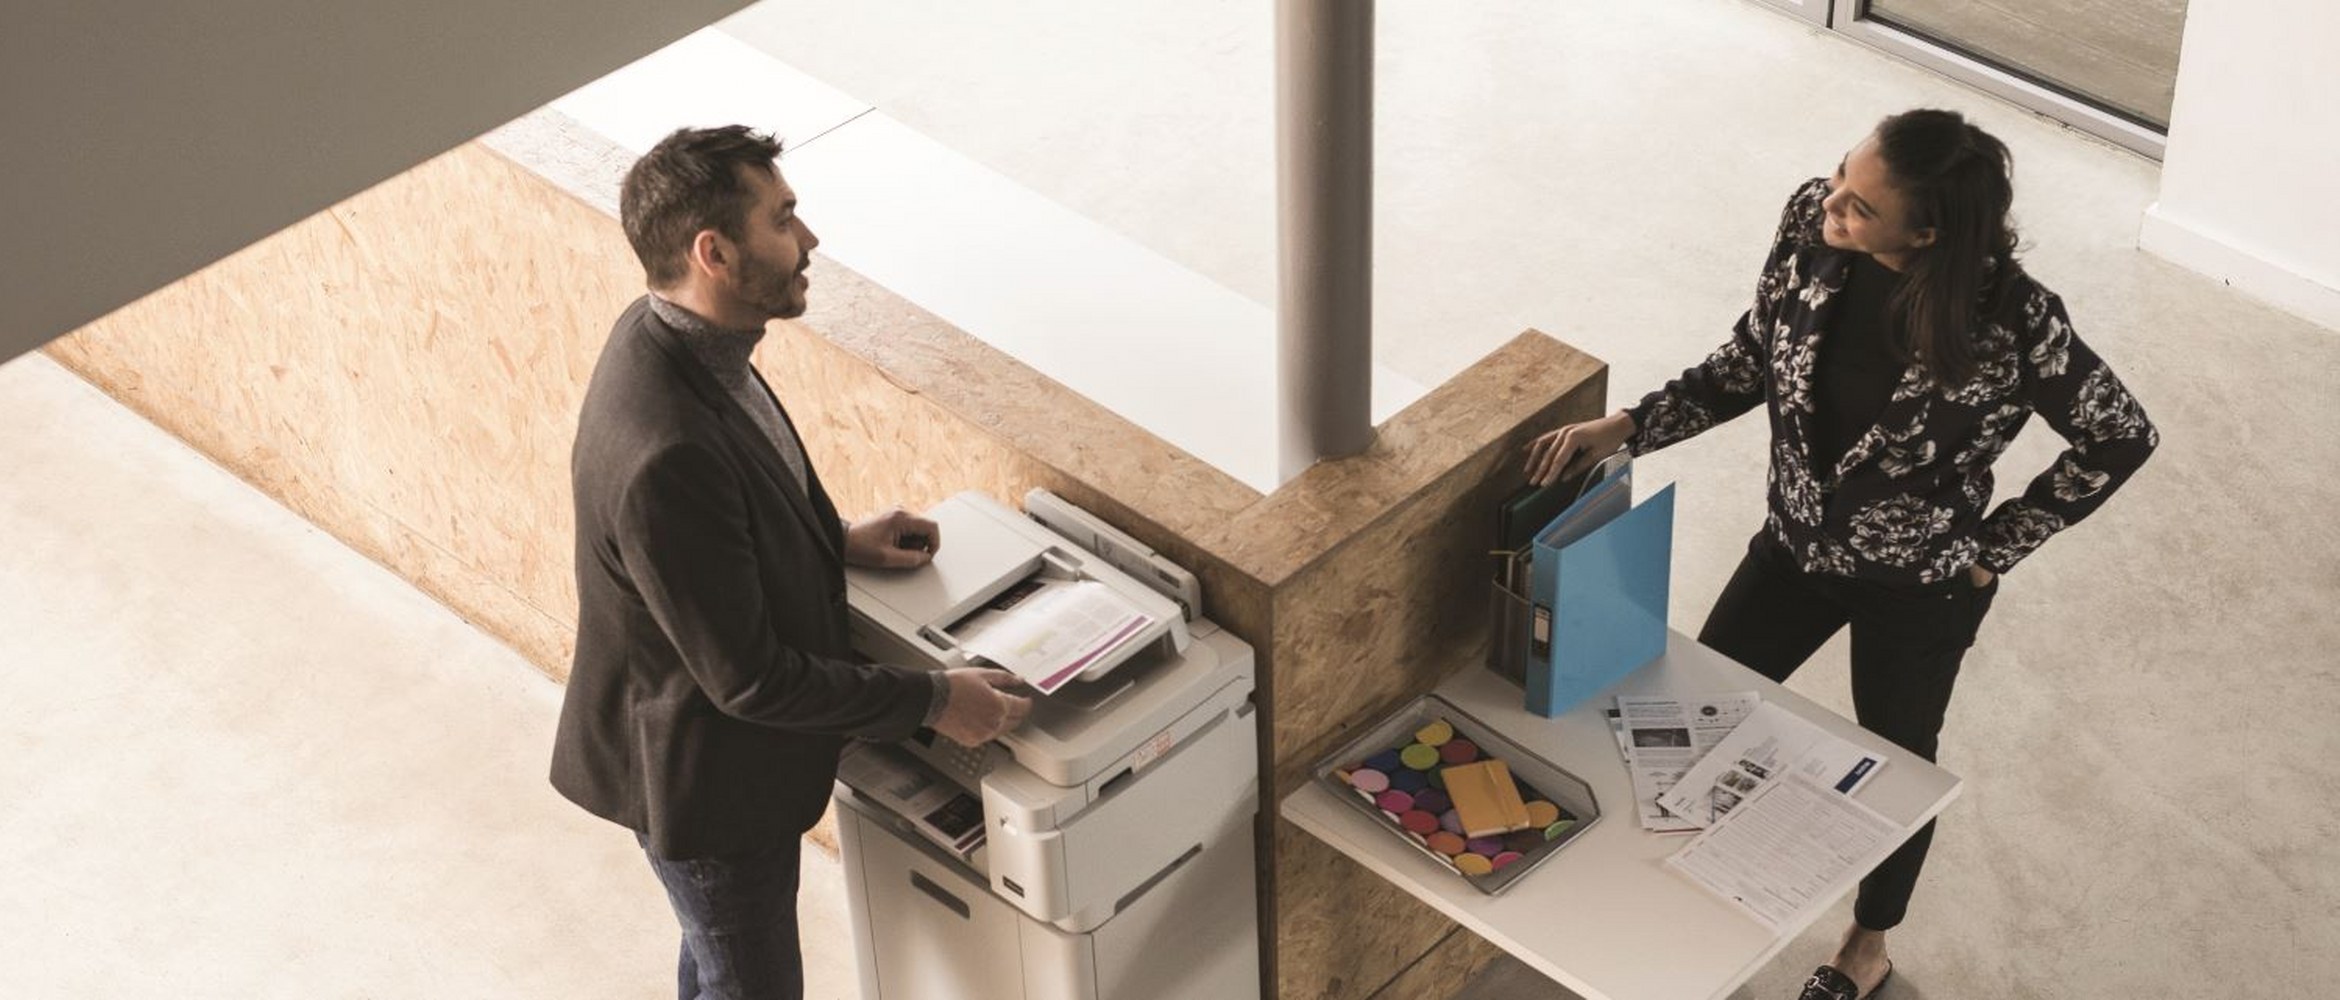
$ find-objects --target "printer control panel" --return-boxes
[910,727,998,789]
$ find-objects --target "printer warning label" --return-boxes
[1134,729,1178,771]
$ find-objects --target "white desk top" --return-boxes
[1282,630,1963,1000]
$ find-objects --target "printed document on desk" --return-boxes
[952,578,1155,694]
[1656,701,1886,828]
[1616,692,1759,833]
[1666,773,1899,930]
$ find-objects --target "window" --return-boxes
[1760,0,2188,158]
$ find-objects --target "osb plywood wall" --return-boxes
[47,139,1277,684]
[47,142,639,675]
[1229,335,1606,1000]
[1261,336,1606,798]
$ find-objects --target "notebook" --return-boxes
[1444,758,1533,837]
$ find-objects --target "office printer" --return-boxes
[835,490,1260,1000]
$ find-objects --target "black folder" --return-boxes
[1497,464,1599,555]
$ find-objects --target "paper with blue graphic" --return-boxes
[1526,459,1674,717]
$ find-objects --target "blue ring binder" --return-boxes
[1523,458,1675,717]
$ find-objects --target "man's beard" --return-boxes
[732,247,805,321]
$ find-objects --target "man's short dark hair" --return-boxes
[620,126,784,288]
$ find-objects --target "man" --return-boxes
[552,125,1031,1000]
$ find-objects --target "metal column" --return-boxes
[1276,0,1375,479]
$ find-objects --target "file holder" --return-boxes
[1485,453,1619,689]
[1486,552,1535,688]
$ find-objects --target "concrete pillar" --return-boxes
[1276,0,1376,479]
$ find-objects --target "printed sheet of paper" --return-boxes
[837,743,987,858]
[1616,692,1760,833]
[1666,773,1901,930]
[952,578,1154,694]
[1657,701,1887,828]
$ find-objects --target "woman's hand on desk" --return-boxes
[1525,412,1636,487]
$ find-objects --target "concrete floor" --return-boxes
[6,0,2338,998]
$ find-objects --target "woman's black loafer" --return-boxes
[1797,961,1893,1000]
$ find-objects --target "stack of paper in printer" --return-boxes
[952,578,1155,695]
[838,742,987,859]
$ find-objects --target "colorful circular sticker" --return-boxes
[1426,831,1467,856]
[1465,837,1502,856]
[1525,800,1560,828]
[1411,788,1452,814]
[1414,720,1455,746]
[1347,768,1390,794]
[1388,768,1430,793]
[1439,809,1464,835]
[1439,739,1481,766]
[1491,851,1524,871]
[1453,853,1494,876]
[1399,743,1441,771]
[1375,789,1415,814]
[1399,810,1440,835]
[1364,749,1404,774]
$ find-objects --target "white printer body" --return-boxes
[835,491,1260,1000]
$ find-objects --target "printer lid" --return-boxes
[847,493,1183,687]
[847,496,1051,632]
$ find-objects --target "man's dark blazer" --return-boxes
[553,296,932,860]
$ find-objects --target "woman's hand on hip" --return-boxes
[1525,412,1635,487]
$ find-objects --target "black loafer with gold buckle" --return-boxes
[1796,962,1893,1000]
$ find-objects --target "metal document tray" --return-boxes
[1311,694,1600,895]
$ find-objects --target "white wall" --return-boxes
[0,0,752,365]
[2142,0,2340,332]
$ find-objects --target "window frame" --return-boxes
[1750,0,2171,159]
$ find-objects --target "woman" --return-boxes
[1524,109,2156,1000]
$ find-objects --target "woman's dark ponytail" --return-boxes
[1874,109,2021,387]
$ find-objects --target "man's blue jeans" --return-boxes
[638,832,804,1000]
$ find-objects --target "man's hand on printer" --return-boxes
[844,508,942,570]
[932,669,1034,746]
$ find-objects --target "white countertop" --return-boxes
[1282,630,1963,1000]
